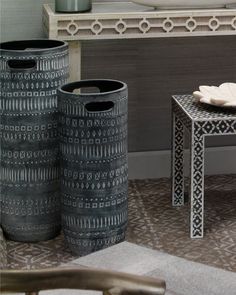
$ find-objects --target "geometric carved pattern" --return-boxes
[172,95,236,238]
[43,4,236,41]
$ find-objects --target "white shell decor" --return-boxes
[132,0,236,9]
[193,83,236,108]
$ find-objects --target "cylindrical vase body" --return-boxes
[55,0,92,13]
[58,79,128,255]
[0,39,69,242]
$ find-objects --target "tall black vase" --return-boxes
[0,39,69,242]
[58,79,128,255]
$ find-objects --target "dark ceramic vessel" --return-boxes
[0,39,69,242]
[55,0,92,13]
[58,80,128,255]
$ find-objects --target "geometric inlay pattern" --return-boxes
[172,95,236,238]
[172,114,184,206]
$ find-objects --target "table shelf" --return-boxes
[43,2,236,40]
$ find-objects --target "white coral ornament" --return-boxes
[193,83,236,108]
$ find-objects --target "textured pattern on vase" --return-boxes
[58,80,128,255]
[0,40,69,242]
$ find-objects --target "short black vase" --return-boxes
[0,39,69,242]
[58,79,128,255]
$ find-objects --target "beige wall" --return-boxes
[1,0,236,152]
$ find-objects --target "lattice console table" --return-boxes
[43,2,236,81]
[172,95,236,238]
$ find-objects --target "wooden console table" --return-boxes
[43,2,236,81]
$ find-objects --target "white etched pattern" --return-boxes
[0,69,68,81]
[62,211,127,230]
[64,231,126,249]
[62,191,127,209]
[62,177,127,191]
[0,51,69,71]
[0,148,59,165]
[0,122,57,132]
[0,193,60,216]
[62,165,127,181]
[1,80,61,91]
[0,166,59,184]
[0,96,58,114]
[1,128,58,143]
[59,115,127,130]
[60,140,127,160]
[60,118,127,157]
[3,223,60,232]
[0,51,69,116]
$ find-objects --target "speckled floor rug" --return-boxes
[6,174,236,272]
[68,242,236,295]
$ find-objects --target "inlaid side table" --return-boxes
[171,95,236,238]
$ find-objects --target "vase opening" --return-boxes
[0,40,66,51]
[61,80,126,95]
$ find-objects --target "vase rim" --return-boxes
[59,79,127,97]
[0,39,68,53]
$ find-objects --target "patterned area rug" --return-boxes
[6,175,236,271]
[0,227,7,268]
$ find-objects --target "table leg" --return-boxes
[172,113,185,206]
[189,123,205,238]
[68,41,82,82]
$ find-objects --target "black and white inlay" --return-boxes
[172,95,236,238]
